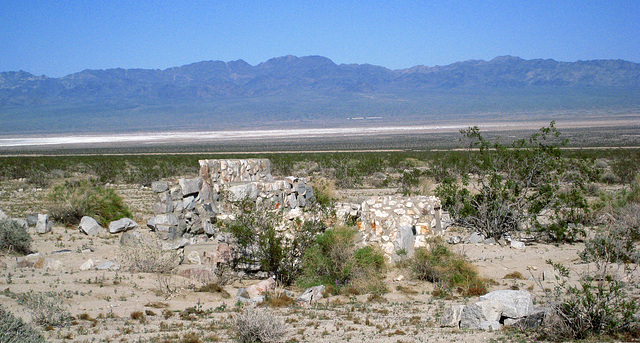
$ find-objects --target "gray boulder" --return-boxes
[179,178,202,196]
[35,214,51,234]
[510,240,526,250]
[0,209,7,221]
[108,218,138,233]
[467,232,485,244]
[151,181,169,193]
[79,216,103,236]
[439,304,465,327]
[26,214,38,226]
[480,290,534,319]
[296,285,326,306]
[460,300,504,330]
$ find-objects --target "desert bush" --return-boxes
[226,201,324,285]
[298,226,386,294]
[539,260,639,340]
[48,179,131,226]
[234,308,287,343]
[436,123,590,241]
[17,291,72,327]
[412,238,486,296]
[580,203,640,264]
[0,219,32,255]
[0,305,45,343]
[119,240,180,274]
[600,171,621,184]
[311,177,336,207]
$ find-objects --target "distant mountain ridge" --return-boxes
[1,55,639,134]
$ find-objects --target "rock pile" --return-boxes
[146,159,316,242]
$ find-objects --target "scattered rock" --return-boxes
[466,232,484,244]
[10,218,28,230]
[510,240,526,250]
[439,304,465,327]
[479,290,534,319]
[35,214,51,234]
[0,209,7,220]
[447,236,462,244]
[108,218,138,234]
[79,259,94,271]
[79,216,104,236]
[296,285,326,306]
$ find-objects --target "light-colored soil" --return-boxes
[0,178,631,343]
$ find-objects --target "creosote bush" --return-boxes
[234,308,287,343]
[0,305,45,343]
[0,219,32,255]
[48,179,131,226]
[299,226,387,294]
[412,238,486,296]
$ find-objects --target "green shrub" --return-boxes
[541,260,639,340]
[0,305,46,343]
[412,238,485,296]
[226,201,324,285]
[48,179,131,226]
[299,226,387,294]
[0,220,32,255]
[436,123,590,241]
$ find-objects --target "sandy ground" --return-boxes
[0,180,636,342]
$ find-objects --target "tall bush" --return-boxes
[436,122,589,241]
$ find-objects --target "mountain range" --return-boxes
[1,55,639,134]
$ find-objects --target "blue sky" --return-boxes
[2,1,639,77]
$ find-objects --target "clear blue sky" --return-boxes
[2,1,639,77]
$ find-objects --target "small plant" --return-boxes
[0,219,32,255]
[503,271,525,280]
[234,308,287,343]
[411,238,486,296]
[0,305,46,343]
[16,291,72,327]
[119,239,179,274]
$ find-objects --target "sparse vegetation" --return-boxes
[0,219,32,255]
[412,238,486,296]
[299,226,387,294]
[16,291,72,328]
[0,305,46,343]
[234,308,287,343]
